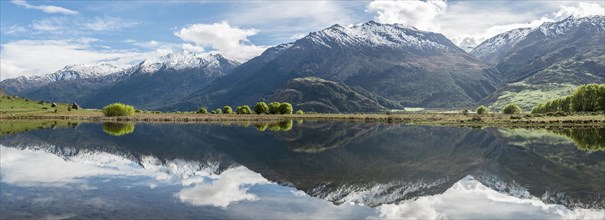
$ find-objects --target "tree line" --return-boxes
[531,84,605,114]
[197,101,304,115]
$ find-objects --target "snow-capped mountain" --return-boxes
[1,51,240,109]
[173,21,500,111]
[126,51,239,75]
[301,21,461,54]
[470,28,532,64]
[473,16,605,110]
[0,63,123,94]
[471,16,605,65]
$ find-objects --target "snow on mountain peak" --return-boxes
[137,51,232,73]
[538,15,605,38]
[471,15,604,62]
[302,21,455,52]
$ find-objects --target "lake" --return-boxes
[1,121,604,219]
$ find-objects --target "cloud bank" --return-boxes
[174,21,267,62]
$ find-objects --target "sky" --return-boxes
[1,0,604,80]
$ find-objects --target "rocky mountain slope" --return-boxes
[1,51,240,109]
[471,16,605,110]
[171,21,502,111]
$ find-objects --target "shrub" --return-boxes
[278,102,293,114]
[135,109,143,113]
[502,103,522,114]
[461,109,469,115]
[240,105,252,114]
[254,102,269,114]
[214,108,222,114]
[235,106,242,114]
[268,102,281,114]
[295,109,304,115]
[476,106,489,114]
[223,106,233,114]
[102,103,135,117]
[197,107,208,114]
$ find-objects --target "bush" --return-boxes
[295,109,304,115]
[268,102,281,114]
[197,107,208,114]
[502,103,522,114]
[476,106,489,115]
[278,102,293,114]
[235,106,242,114]
[214,108,222,114]
[223,106,233,114]
[135,109,143,113]
[254,102,269,114]
[240,105,252,114]
[102,103,135,117]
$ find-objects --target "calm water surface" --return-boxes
[0,121,604,219]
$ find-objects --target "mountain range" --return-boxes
[2,16,604,112]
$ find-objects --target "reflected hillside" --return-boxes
[0,121,603,209]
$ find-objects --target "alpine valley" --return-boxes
[2,16,604,113]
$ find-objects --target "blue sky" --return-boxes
[1,0,604,79]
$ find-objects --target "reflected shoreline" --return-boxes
[1,121,604,218]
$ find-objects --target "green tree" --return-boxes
[295,109,304,115]
[102,103,135,117]
[502,103,521,114]
[214,108,222,114]
[240,105,252,114]
[268,102,281,114]
[476,105,488,114]
[223,106,232,114]
[196,107,208,114]
[235,106,242,114]
[254,102,269,114]
[278,102,293,114]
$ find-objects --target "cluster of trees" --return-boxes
[196,101,304,115]
[531,84,605,114]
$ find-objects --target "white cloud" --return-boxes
[376,176,605,219]
[0,146,149,186]
[176,166,269,208]
[367,0,447,32]
[83,17,139,32]
[28,16,138,35]
[2,25,28,35]
[225,1,359,42]
[11,0,78,15]
[174,21,267,62]
[555,2,605,19]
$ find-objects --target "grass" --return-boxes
[1,94,604,128]
[0,95,98,117]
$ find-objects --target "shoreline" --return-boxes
[2,112,604,128]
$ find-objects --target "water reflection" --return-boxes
[102,122,135,136]
[0,121,604,219]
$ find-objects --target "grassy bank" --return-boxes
[1,95,604,128]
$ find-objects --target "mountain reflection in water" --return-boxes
[0,121,603,219]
